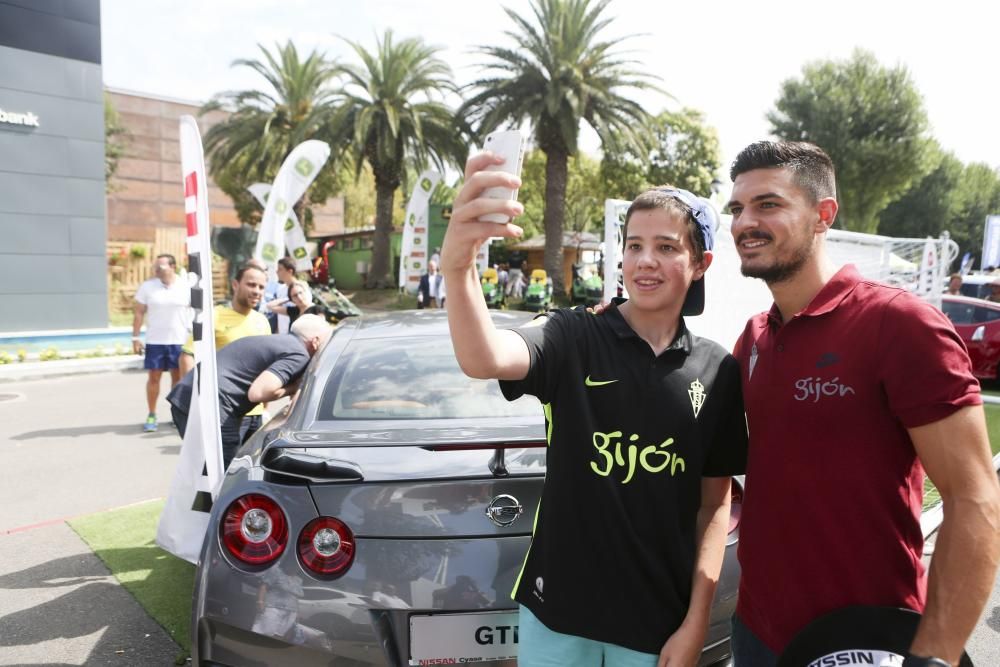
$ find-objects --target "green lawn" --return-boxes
[68,499,194,664]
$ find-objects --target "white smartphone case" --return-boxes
[481,130,526,223]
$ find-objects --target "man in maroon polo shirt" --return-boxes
[725,141,1000,667]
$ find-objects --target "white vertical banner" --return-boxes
[253,140,331,276]
[399,171,441,293]
[476,239,491,275]
[917,237,938,297]
[603,199,631,303]
[983,215,1000,269]
[247,183,311,272]
[156,115,224,564]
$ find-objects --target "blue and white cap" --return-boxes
[654,187,720,316]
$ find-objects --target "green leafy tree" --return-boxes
[104,93,129,192]
[202,42,341,227]
[879,149,1000,268]
[878,146,964,239]
[768,49,934,234]
[461,0,657,293]
[519,149,603,237]
[951,164,1000,267]
[600,107,722,199]
[326,30,469,288]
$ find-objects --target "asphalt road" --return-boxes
[0,369,998,666]
[0,369,183,666]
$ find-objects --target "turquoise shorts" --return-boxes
[517,605,659,667]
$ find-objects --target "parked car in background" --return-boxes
[941,295,1000,381]
[191,310,743,666]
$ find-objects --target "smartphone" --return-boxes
[480,129,526,223]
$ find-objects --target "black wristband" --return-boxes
[902,656,951,667]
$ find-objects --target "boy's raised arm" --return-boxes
[441,152,532,381]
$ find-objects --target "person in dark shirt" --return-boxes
[168,314,332,467]
[440,152,747,666]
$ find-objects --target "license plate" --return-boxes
[409,610,519,665]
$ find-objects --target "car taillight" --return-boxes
[298,517,355,577]
[221,494,288,566]
[728,480,744,534]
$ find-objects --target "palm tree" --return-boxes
[461,0,657,293]
[202,41,340,225]
[327,31,469,288]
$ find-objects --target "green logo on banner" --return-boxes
[408,213,416,225]
[413,261,422,270]
[421,178,432,191]
[262,243,277,261]
[295,158,313,177]
[414,237,422,245]
[284,219,294,231]
[293,247,307,259]
[276,200,288,214]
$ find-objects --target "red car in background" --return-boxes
[941,295,1000,381]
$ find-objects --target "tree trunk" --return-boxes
[543,148,569,296]
[367,177,397,289]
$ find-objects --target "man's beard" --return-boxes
[234,293,255,311]
[740,236,813,285]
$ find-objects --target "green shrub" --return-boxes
[0,351,12,365]
[39,347,60,361]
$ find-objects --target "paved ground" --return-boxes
[0,369,182,666]
[0,368,998,666]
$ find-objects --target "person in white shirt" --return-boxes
[133,254,191,432]
[265,257,299,333]
[417,260,446,308]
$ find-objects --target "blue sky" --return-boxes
[101,0,1000,180]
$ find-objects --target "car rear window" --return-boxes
[318,336,542,420]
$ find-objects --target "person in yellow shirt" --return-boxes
[179,263,271,438]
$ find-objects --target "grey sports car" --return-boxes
[191,310,742,666]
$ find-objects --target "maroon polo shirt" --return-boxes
[732,265,981,654]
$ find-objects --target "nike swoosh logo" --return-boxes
[585,376,618,387]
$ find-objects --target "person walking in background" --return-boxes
[726,140,1000,666]
[417,260,445,309]
[133,254,191,432]
[265,257,299,333]
[506,252,524,299]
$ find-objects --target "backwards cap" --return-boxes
[653,187,719,316]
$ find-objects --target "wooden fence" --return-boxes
[107,227,229,318]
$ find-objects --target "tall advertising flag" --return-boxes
[983,215,1000,269]
[156,115,224,564]
[253,140,331,274]
[603,199,631,304]
[247,183,311,272]
[398,171,441,293]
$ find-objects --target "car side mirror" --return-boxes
[972,325,986,342]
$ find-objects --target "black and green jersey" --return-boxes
[500,305,747,654]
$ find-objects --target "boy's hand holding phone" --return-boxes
[441,130,526,274]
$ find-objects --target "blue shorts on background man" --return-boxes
[144,343,182,370]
